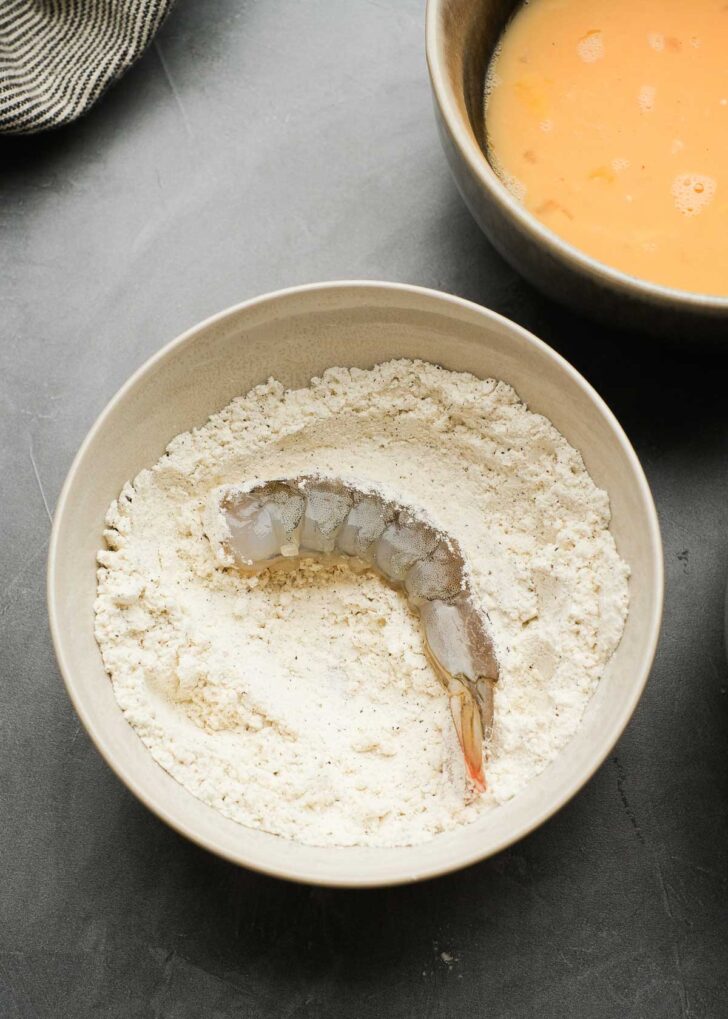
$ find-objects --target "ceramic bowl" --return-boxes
[48,281,663,886]
[426,0,728,338]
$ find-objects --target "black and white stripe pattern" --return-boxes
[0,0,173,134]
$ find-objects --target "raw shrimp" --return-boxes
[206,476,499,792]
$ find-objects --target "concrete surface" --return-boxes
[1,1,727,1016]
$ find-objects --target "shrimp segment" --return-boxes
[208,476,499,792]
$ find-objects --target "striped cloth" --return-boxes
[0,0,173,134]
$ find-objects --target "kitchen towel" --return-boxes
[0,0,173,134]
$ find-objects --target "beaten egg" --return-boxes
[485,0,728,295]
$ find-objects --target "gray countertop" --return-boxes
[1,2,727,1016]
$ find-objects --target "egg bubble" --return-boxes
[638,85,656,113]
[489,151,527,203]
[479,40,501,110]
[502,172,527,202]
[484,44,503,108]
[671,173,716,216]
[577,30,604,63]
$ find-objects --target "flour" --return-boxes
[94,359,629,848]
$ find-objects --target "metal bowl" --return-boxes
[426,0,728,337]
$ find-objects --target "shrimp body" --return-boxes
[206,476,499,792]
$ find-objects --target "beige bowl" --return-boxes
[426,0,728,337]
[48,282,663,887]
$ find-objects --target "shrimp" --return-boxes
[206,476,499,792]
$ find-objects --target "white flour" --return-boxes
[94,360,629,848]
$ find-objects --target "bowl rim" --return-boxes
[47,279,664,886]
[425,0,728,313]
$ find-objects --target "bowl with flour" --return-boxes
[48,281,662,886]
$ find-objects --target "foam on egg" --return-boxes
[577,29,604,63]
[484,43,503,110]
[502,171,527,203]
[671,173,716,216]
[638,85,656,113]
[488,151,527,202]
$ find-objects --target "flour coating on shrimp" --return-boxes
[94,360,630,848]
[208,475,499,790]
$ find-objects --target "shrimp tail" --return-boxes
[449,681,487,792]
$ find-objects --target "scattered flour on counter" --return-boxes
[94,359,629,848]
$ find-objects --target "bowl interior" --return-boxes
[48,282,662,886]
[428,0,728,327]
[437,0,515,154]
